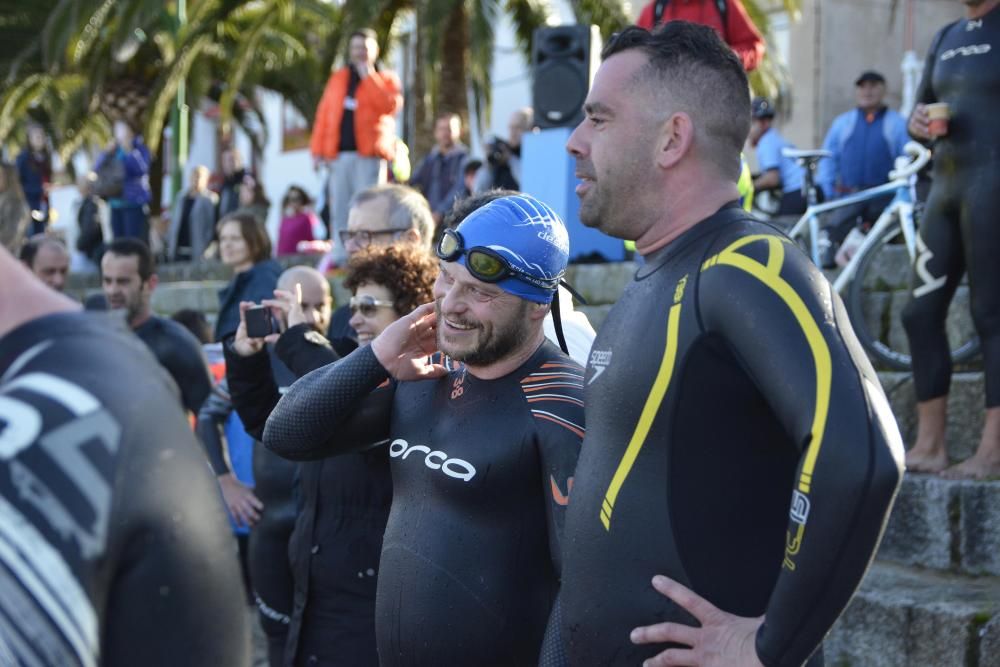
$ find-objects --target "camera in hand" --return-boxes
[245,305,274,338]
[484,137,520,191]
[486,138,513,167]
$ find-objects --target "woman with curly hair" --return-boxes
[343,243,437,345]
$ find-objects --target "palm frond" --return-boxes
[144,33,212,154]
[504,0,552,59]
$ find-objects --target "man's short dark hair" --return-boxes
[463,159,483,178]
[442,189,518,230]
[105,238,155,282]
[602,22,751,179]
[19,235,68,268]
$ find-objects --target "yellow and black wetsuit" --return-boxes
[561,204,904,667]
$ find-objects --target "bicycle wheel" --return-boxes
[846,223,981,371]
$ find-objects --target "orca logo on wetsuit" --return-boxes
[389,438,477,482]
[940,43,991,60]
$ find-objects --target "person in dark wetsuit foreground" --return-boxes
[903,0,1000,480]
[100,238,212,416]
[264,194,585,667]
[0,213,249,665]
[561,23,903,667]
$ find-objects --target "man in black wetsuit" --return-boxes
[100,238,212,416]
[0,220,249,665]
[264,194,585,667]
[902,0,1000,480]
[562,23,903,666]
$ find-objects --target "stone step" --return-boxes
[880,371,984,464]
[878,475,1000,577]
[150,281,229,316]
[564,261,636,306]
[825,562,1000,667]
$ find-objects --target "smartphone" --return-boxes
[244,305,273,338]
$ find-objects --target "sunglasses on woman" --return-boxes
[349,294,395,318]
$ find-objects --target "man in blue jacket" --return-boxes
[816,70,909,265]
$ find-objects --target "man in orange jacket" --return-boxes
[636,0,765,71]
[312,29,403,264]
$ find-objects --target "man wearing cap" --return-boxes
[749,97,810,216]
[264,193,584,666]
[816,70,910,264]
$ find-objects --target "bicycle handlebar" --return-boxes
[888,141,932,181]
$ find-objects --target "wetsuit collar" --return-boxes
[0,311,133,378]
[636,202,748,280]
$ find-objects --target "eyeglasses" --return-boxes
[436,228,561,291]
[349,294,395,318]
[339,228,410,248]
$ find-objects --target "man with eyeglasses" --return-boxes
[265,194,585,667]
[322,183,434,355]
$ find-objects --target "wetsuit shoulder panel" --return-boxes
[697,224,904,666]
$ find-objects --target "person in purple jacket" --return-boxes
[95,120,152,241]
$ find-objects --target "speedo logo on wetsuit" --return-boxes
[389,439,477,482]
[588,349,612,385]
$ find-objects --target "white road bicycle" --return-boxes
[775,141,980,371]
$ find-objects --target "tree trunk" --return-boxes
[438,2,469,145]
[411,13,432,160]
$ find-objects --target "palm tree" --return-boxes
[0,0,342,163]
[742,0,802,101]
[351,0,797,160]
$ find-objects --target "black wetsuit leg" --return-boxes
[903,162,1000,406]
[963,162,1000,406]
[249,442,298,667]
[901,171,967,401]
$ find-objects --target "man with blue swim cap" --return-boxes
[265,193,585,666]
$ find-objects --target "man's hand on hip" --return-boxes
[631,575,765,667]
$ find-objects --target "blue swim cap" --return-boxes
[454,194,569,304]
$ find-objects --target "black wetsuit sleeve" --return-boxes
[224,342,279,443]
[533,385,585,577]
[263,343,395,460]
[163,326,213,416]
[698,235,903,667]
[274,323,340,376]
[195,380,234,475]
[530,358,586,667]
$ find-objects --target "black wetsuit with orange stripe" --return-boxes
[560,205,903,667]
[264,340,584,667]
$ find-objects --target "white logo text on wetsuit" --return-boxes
[389,438,477,482]
[940,43,991,60]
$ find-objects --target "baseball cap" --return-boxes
[855,70,886,86]
[751,97,775,119]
